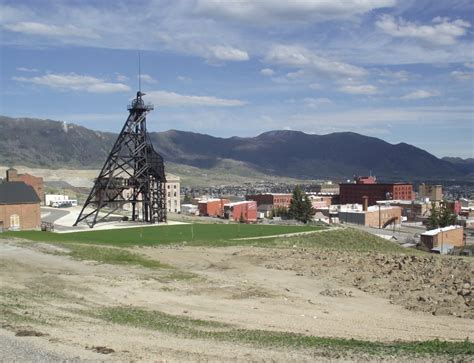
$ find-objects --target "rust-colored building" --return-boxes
[421,225,464,250]
[0,182,41,231]
[224,201,257,222]
[340,177,413,206]
[246,193,292,209]
[198,199,230,217]
[6,168,44,202]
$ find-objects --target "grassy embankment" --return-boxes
[93,306,473,357]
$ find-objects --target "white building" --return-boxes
[166,173,180,213]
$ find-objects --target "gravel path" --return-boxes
[0,331,74,362]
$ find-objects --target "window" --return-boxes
[10,214,20,229]
[174,185,177,189]
[174,192,176,197]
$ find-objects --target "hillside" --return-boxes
[0,115,469,180]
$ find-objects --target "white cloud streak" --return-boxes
[4,21,100,39]
[145,90,246,107]
[13,73,130,93]
[400,90,439,100]
[376,15,470,45]
[264,45,367,78]
[208,45,249,61]
[195,0,396,25]
[339,84,378,95]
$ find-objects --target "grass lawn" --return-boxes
[0,223,323,247]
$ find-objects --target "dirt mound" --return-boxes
[257,249,473,318]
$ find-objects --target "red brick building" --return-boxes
[224,201,257,222]
[198,199,230,217]
[0,182,41,230]
[246,193,292,209]
[6,168,44,202]
[340,177,413,206]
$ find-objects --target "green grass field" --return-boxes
[1,223,322,247]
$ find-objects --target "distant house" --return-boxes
[0,182,41,231]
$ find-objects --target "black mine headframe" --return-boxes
[74,91,167,227]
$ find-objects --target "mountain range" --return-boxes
[0,115,471,181]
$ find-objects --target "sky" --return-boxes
[0,0,473,158]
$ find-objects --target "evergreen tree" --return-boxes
[183,193,192,204]
[289,186,315,223]
[426,201,457,230]
[426,202,439,230]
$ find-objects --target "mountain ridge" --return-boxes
[0,115,470,181]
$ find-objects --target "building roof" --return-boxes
[422,225,462,236]
[225,200,256,207]
[0,182,41,205]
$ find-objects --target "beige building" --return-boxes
[418,184,442,201]
[165,174,180,213]
[337,204,402,228]
[421,225,464,251]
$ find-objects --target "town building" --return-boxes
[420,225,464,252]
[224,201,257,222]
[312,182,340,195]
[246,193,292,208]
[376,199,432,222]
[165,174,181,213]
[0,182,41,230]
[198,198,230,217]
[308,195,332,209]
[6,168,44,202]
[339,176,413,206]
[418,184,443,201]
[336,203,402,228]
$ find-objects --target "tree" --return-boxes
[426,201,457,230]
[270,206,289,219]
[183,193,192,204]
[288,186,315,223]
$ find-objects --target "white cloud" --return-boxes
[195,0,396,25]
[4,21,100,39]
[16,67,38,72]
[116,74,129,82]
[139,74,158,84]
[145,90,246,107]
[13,73,130,93]
[451,71,474,81]
[376,15,470,46]
[264,45,366,78]
[303,97,333,107]
[339,84,378,95]
[208,46,249,62]
[464,62,474,69]
[309,83,321,90]
[260,68,275,76]
[400,90,439,100]
[177,75,192,82]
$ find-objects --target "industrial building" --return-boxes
[339,176,413,206]
[312,182,339,195]
[198,198,230,217]
[421,225,464,252]
[0,182,41,231]
[224,201,257,222]
[6,168,44,202]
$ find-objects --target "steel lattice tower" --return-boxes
[74,91,167,227]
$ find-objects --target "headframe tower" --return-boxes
[74,91,167,227]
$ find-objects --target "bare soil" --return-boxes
[0,239,472,361]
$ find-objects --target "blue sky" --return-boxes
[1,0,473,158]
